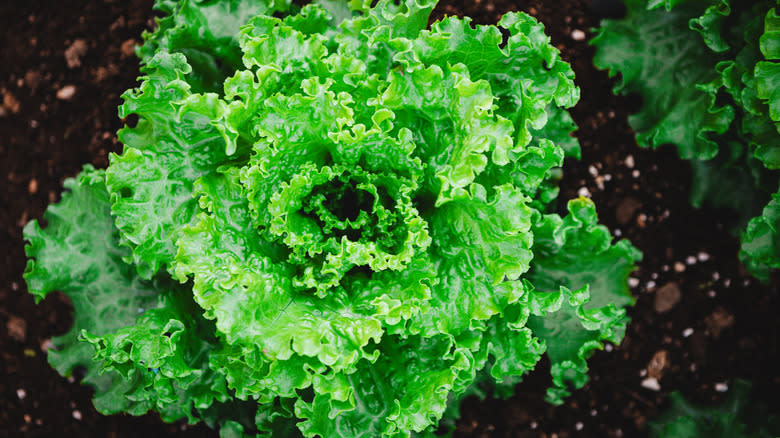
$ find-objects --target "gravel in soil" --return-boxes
[2,1,778,437]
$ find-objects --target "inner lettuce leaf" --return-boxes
[592,0,780,281]
[24,1,640,436]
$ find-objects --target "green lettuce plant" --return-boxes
[649,380,780,438]
[591,0,780,281]
[24,1,640,436]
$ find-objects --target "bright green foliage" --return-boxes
[24,1,639,436]
[649,380,780,438]
[592,0,780,281]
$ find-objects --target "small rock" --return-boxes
[110,15,126,32]
[705,307,735,339]
[595,175,605,190]
[6,315,27,342]
[646,349,668,379]
[715,382,729,393]
[64,39,88,68]
[682,327,694,338]
[571,29,586,41]
[3,90,21,114]
[72,410,82,421]
[624,155,635,168]
[28,178,38,195]
[641,377,661,391]
[24,70,41,89]
[93,64,119,82]
[674,262,686,272]
[120,38,136,58]
[40,338,53,353]
[654,282,681,313]
[17,388,26,400]
[56,85,76,100]
[616,196,641,225]
[636,213,647,228]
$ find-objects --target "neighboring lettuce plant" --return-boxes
[649,380,780,438]
[592,0,780,281]
[23,0,640,436]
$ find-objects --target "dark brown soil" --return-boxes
[1,1,778,437]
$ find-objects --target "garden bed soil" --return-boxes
[1,0,778,437]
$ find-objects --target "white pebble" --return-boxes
[56,84,76,100]
[632,169,640,178]
[697,252,710,262]
[571,29,586,41]
[605,343,614,352]
[40,338,53,353]
[641,377,661,391]
[578,186,591,197]
[72,410,82,420]
[625,155,635,168]
[588,165,598,177]
[628,277,640,288]
[646,280,656,289]
[575,422,584,431]
[715,382,729,393]
[17,389,26,400]
[682,328,694,338]
[674,262,686,272]
[685,256,697,265]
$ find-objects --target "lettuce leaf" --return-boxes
[592,0,780,280]
[591,0,735,160]
[649,379,780,438]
